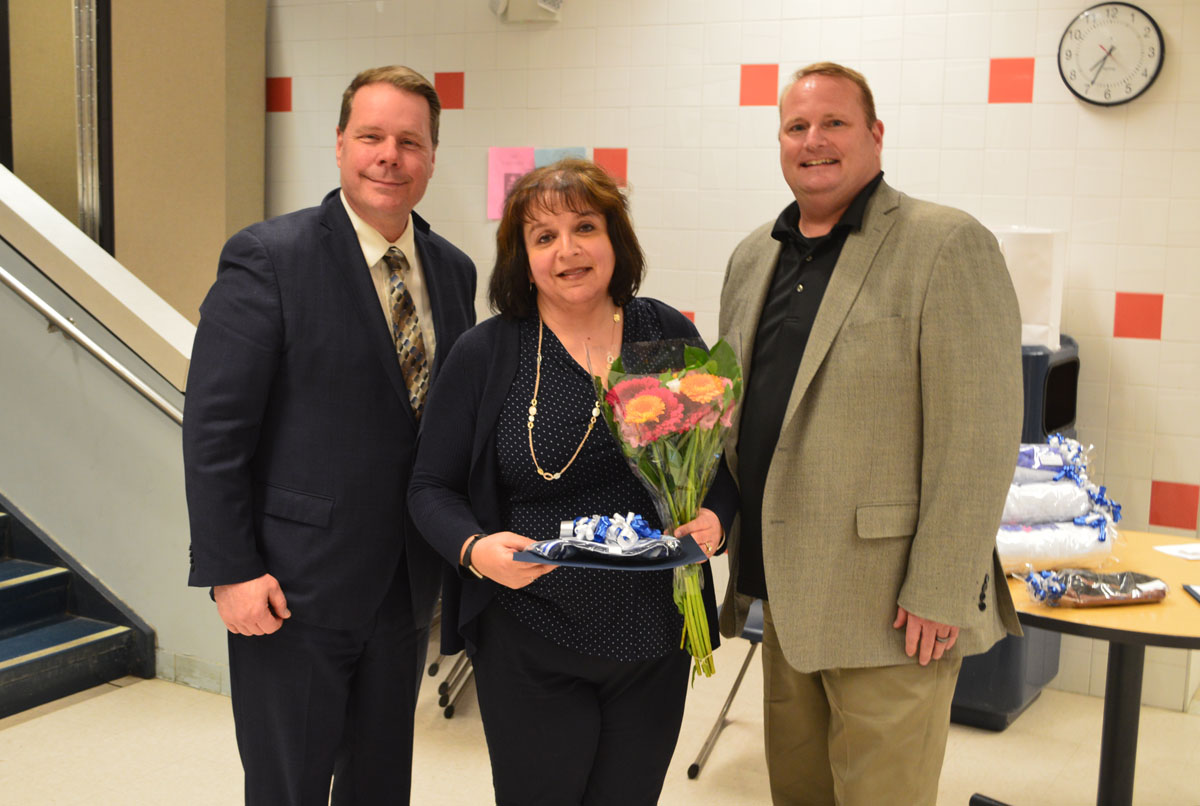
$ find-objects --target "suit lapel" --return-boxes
[411,213,450,378]
[724,234,781,475]
[777,183,901,435]
[318,194,418,425]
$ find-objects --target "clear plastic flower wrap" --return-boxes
[1023,568,1169,607]
[593,338,743,680]
[521,513,682,562]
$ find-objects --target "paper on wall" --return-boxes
[534,146,586,167]
[993,226,1066,351]
[487,147,535,221]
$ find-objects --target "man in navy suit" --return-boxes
[183,66,476,805]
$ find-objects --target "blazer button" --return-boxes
[796,283,804,293]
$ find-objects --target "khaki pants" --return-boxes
[761,601,962,806]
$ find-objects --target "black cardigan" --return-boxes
[409,298,738,656]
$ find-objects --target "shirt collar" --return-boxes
[339,190,416,269]
[771,171,884,245]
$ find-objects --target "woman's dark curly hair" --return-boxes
[488,158,645,318]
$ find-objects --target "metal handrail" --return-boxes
[0,265,183,424]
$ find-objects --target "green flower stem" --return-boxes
[674,563,714,680]
[686,569,713,676]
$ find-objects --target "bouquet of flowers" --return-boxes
[593,338,742,679]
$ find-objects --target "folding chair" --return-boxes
[687,599,764,779]
[431,652,474,718]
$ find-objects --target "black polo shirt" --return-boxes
[736,172,884,600]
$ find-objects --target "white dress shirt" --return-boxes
[340,191,437,362]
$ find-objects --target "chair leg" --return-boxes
[688,642,759,779]
[437,653,469,697]
[444,664,474,719]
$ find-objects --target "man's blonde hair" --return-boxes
[780,62,876,125]
[338,66,441,147]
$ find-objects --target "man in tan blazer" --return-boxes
[718,62,1023,805]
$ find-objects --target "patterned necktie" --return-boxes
[383,247,429,419]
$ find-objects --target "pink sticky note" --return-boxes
[487,147,536,220]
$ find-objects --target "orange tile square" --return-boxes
[266,77,292,113]
[740,64,779,107]
[988,58,1035,103]
[1149,481,1199,531]
[435,72,465,110]
[680,310,695,322]
[1113,292,1163,340]
[593,148,627,186]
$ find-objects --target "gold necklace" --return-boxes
[605,310,621,365]
[528,317,604,481]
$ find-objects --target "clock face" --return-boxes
[1058,2,1164,106]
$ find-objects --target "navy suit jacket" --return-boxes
[183,189,476,630]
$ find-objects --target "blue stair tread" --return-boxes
[0,558,68,585]
[0,616,130,668]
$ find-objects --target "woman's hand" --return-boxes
[462,532,557,589]
[672,508,724,562]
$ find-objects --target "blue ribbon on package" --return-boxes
[627,514,656,538]
[559,513,665,550]
[527,512,676,562]
[1088,485,1123,524]
[1025,569,1066,603]
[1072,513,1110,542]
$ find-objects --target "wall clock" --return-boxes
[1057,2,1164,106]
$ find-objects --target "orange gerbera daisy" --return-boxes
[677,373,726,404]
[624,393,667,424]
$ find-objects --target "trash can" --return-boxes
[1019,335,1079,443]
[950,335,1078,731]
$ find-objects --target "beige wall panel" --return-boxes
[112,0,265,324]
[9,0,79,224]
[224,0,266,238]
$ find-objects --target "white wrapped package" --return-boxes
[1001,482,1091,525]
[996,521,1114,574]
[1013,436,1088,485]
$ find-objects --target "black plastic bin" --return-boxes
[950,335,1079,731]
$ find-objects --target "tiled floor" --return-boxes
[2,644,1199,805]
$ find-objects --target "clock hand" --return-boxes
[1088,45,1114,88]
[1100,43,1121,69]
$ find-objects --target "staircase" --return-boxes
[0,505,154,719]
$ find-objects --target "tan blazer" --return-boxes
[718,181,1023,673]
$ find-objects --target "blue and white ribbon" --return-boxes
[559,512,664,550]
[1025,569,1066,603]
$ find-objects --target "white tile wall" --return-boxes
[263,0,1200,708]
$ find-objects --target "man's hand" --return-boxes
[214,573,291,635]
[893,605,958,666]
[463,532,556,589]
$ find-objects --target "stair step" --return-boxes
[0,559,70,632]
[0,616,134,719]
[0,558,69,585]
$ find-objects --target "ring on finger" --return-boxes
[935,635,950,644]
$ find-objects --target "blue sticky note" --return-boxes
[535,146,586,167]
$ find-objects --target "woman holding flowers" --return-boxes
[409,158,736,805]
